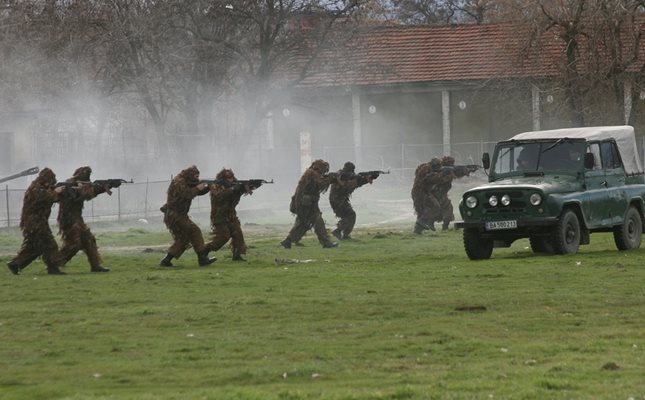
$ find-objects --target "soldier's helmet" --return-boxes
[180,165,200,180]
[311,159,330,174]
[36,167,56,187]
[72,166,92,182]
[216,168,235,180]
[342,161,355,173]
[441,156,455,166]
[430,158,442,171]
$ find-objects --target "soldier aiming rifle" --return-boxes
[329,162,386,240]
[435,156,479,231]
[204,170,272,261]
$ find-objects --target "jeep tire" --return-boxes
[553,209,580,255]
[613,206,642,250]
[463,228,493,260]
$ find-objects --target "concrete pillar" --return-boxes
[532,84,541,131]
[299,131,311,174]
[441,90,451,155]
[352,92,363,165]
[624,81,632,124]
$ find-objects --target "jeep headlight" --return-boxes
[488,195,498,207]
[501,194,511,206]
[529,193,542,206]
[465,196,478,209]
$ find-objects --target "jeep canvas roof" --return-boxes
[508,126,643,175]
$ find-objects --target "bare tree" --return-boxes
[389,0,503,24]
[519,0,645,126]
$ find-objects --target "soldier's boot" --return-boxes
[160,253,174,267]
[331,228,343,241]
[232,254,246,262]
[442,221,450,232]
[322,241,338,248]
[197,251,216,267]
[6,260,21,275]
[280,238,292,249]
[47,266,66,275]
[91,265,110,273]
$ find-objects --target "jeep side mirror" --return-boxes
[482,153,490,169]
[584,153,594,169]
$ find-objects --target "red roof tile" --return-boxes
[294,22,642,88]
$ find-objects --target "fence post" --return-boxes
[144,177,149,219]
[5,185,9,228]
[118,186,121,221]
[400,143,405,179]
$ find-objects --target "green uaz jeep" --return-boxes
[455,126,645,259]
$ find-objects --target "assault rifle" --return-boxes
[325,170,390,181]
[190,179,229,187]
[0,166,39,184]
[93,178,133,188]
[55,178,133,190]
[234,179,274,190]
[357,170,390,180]
[440,164,481,176]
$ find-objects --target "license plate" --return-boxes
[485,220,517,230]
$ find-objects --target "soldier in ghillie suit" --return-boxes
[159,165,215,267]
[411,158,442,234]
[204,168,251,261]
[329,161,372,240]
[6,168,67,275]
[57,166,116,273]
[281,159,337,249]
[434,155,473,231]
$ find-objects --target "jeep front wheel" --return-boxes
[553,210,580,255]
[463,228,493,260]
[613,206,642,250]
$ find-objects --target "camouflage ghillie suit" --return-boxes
[204,168,249,261]
[411,158,442,234]
[159,165,215,267]
[281,159,337,248]
[434,156,472,231]
[6,168,66,275]
[57,166,113,273]
[329,161,371,240]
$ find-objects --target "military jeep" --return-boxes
[455,126,645,260]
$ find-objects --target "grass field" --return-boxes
[1,218,644,400]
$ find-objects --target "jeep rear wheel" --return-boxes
[553,210,580,255]
[529,236,554,254]
[463,228,493,260]
[613,206,642,250]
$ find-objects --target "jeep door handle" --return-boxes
[600,181,608,187]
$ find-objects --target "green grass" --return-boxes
[1,224,644,399]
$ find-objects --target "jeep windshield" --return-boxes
[491,139,586,178]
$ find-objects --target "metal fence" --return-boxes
[1,179,184,229]
[3,137,643,228]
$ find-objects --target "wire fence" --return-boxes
[3,137,643,229]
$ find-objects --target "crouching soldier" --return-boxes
[57,166,115,273]
[6,168,66,275]
[204,168,251,261]
[411,158,442,234]
[281,159,337,249]
[329,161,372,240]
[160,165,215,267]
